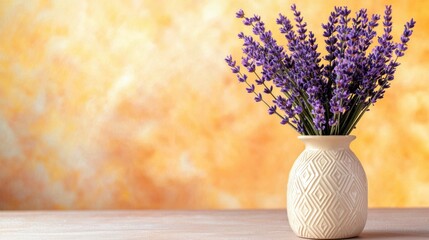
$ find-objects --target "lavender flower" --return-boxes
[254,93,263,102]
[246,84,255,93]
[236,9,245,18]
[225,5,416,135]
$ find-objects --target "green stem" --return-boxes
[340,96,362,134]
[343,59,400,134]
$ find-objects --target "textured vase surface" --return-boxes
[287,135,367,239]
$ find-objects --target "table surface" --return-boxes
[0,208,428,239]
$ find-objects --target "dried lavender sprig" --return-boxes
[240,10,317,134]
[342,17,415,134]
[225,54,299,131]
[277,9,324,134]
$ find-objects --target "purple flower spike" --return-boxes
[395,18,416,57]
[225,55,235,67]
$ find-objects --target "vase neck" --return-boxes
[298,135,356,150]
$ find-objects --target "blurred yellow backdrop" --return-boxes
[0,0,428,209]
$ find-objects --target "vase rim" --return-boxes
[298,135,356,149]
[298,135,356,140]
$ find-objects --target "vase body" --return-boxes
[287,136,367,239]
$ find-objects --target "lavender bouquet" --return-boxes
[225,5,415,135]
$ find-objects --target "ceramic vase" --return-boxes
[287,135,367,239]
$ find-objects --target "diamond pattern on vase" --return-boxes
[313,214,336,239]
[299,160,318,191]
[287,147,367,239]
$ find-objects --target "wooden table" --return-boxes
[0,209,428,239]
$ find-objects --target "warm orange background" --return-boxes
[0,0,428,209]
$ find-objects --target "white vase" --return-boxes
[287,135,367,239]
